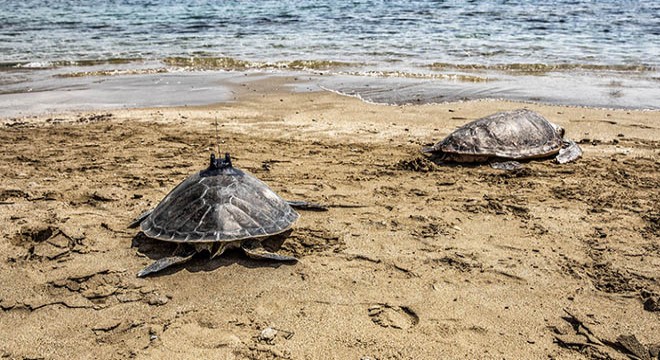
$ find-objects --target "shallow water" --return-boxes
[1,0,659,114]
[2,0,658,68]
[319,71,660,109]
[0,70,240,117]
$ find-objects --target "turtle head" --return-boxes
[550,123,565,137]
[557,126,565,137]
[209,152,233,169]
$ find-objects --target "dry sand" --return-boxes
[0,78,658,359]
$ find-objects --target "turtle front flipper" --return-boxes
[128,209,154,228]
[556,140,582,164]
[490,161,522,170]
[286,200,328,211]
[137,246,196,277]
[421,145,438,154]
[241,239,297,262]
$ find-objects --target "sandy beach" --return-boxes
[0,77,658,359]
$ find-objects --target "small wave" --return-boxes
[56,58,142,67]
[286,59,354,70]
[7,58,143,70]
[54,68,170,78]
[162,56,354,71]
[12,61,55,69]
[428,62,657,73]
[0,62,30,70]
[340,70,493,83]
[5,56,358,78]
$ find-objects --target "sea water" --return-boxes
[1,0,659,115]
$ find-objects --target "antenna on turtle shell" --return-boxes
[214,115,220,157]
[208,114,232,169]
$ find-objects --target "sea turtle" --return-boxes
[423,109,582,168]
[130,152,323,277]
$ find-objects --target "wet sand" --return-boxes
[0,80,659,359]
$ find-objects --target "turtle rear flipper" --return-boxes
[241,239,297,262]
[137,246,196,277]
[556,140,582,164]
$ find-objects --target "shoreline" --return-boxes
[1,66,659,119]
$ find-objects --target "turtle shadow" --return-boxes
[131,231,295,277]
[425,153,501,167]
[425,153,546,173]
[424,153,469,167]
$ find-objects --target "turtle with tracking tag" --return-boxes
[129,152,325,277]
[423,109,582,169]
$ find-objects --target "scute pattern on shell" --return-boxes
[435,109,563,160]
[140,167,299,243]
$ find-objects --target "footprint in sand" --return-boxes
[368,304,419,330]
[160,322,242,350]
[10,225,75,261]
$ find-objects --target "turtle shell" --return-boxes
[433,109,563,160]
[141,159,298,243]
